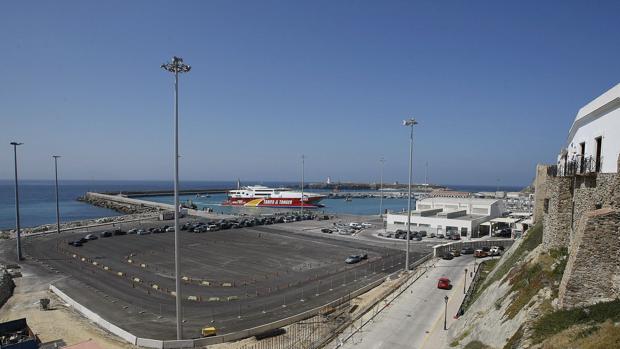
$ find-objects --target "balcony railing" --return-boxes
[547,155,602,177]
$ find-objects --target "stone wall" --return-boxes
[0,266,15,308]
[558,208,620,308]
[533,164,550,224]
[571,173,617,244]
[542,176,573,250]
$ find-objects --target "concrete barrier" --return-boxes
[136,338,163,348]
[50,285,137,345]
[162,339,194,348]
[433,239,514,257]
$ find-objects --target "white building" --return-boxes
[557,83,620,174]
[386,197,507,238]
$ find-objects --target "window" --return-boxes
[544,198,549,213]
[595,136,602,172]
[579,142,586,173]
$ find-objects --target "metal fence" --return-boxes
[234,255,432,349]
[548,155,602,177]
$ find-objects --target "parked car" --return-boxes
[437,277,452,290]
[450,249,461,257]
[418,230,427,237]
[489,246,502,256]
[442,253,454,260]
[461,247,475,255]
[361,223,372,228]
[450,234,461,240]
[345,254,368,264]
[113,229,126,236]
[72,241,83,247]
[474,249,488,258]
[100,231,112,238]
[437,233,445,239]
[137,229,150,235]
[430,232,436,238]
[84,234,98,240]
[206,225,219,232]
[165,227,175,232]
[321,228,333,234]
[128,228,138,234]
[414,236,423,241]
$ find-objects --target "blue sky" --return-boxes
[1,0,619,187]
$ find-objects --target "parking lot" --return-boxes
[21,214,425,340]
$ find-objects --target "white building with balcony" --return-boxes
[385,197,507,238]
[557,83,620,175]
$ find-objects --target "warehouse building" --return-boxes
[386,197,507,238]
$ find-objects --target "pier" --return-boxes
[102,188,233,198]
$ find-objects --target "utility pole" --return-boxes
[444,295,449,330]
[11,142,23,261]
[379,157,385,217]
[53,155,61,234]
[161,56,191,340]
[402,118,418,271]
[301,155,305,215]
[425,161,428,185]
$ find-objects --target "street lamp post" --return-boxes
[53,156,61,234]
[161,56,191,340]
[301,155,305,215]
[379,157,385,218]
[10,142,23,261]
[402,118,418,271]
[464,268,468,294]
[444,295,449,330]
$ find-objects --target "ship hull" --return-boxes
[222,197,323,208]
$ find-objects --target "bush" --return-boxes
[531,299,620,343]
[484,222,543,288]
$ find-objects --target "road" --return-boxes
[327,255,476,349]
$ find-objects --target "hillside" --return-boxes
[448,223,620,349]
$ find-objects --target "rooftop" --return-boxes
[567,83,620,144]
[418,197,501,205]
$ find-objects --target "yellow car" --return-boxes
[201,326,217,337]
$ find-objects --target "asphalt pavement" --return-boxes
[327,255,476,349]
[15,218,427,340]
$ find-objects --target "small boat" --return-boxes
[345,196,352,202]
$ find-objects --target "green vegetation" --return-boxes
[450,328,471,347]
[531,299,620,344]
[483,222,543,288]
[503,325,524,349]
[463,341,492,349]
[503,248,568,319]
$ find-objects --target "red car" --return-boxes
[437,277,452,290]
